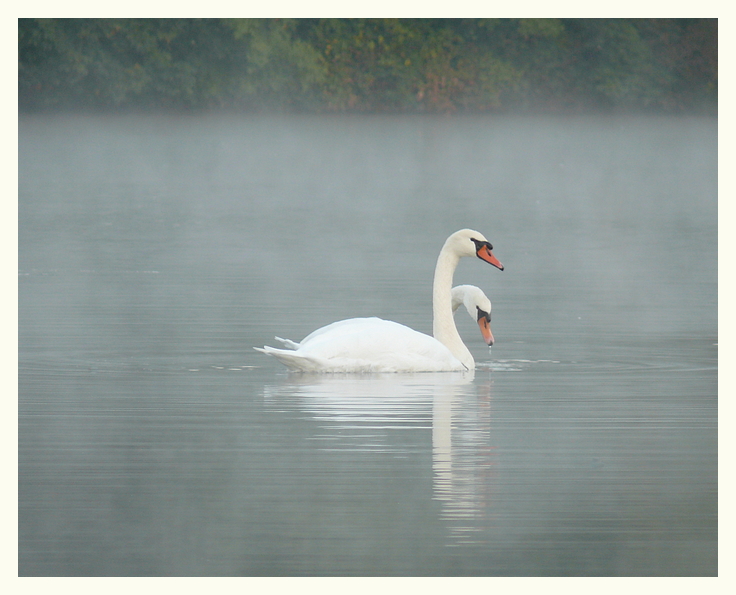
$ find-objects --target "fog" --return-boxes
[19,113,717,575]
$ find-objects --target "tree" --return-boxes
[18,18,717,114]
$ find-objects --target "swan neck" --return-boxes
[432,246,474,369]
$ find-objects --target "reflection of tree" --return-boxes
[263,371,499,546]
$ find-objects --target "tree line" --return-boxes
[18,18,717,114]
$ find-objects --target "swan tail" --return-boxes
[274,336,301,349]
[253,345,321,372]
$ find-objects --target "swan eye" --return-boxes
[471,238,493,252]
[476,307,491,322]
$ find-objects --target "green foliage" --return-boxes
[517,18,565,39]
[226,19,327,110]
[18,18,717,113]
[19,19,241,108]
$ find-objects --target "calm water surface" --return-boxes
[18,114,717,576]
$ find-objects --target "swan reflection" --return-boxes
[433,378,496,545]
[263,371,496,545]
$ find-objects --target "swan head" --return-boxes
[445,229,504,271]
[451,285,494,346]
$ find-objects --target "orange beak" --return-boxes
[478,314,494,346]
[477,244,504,271]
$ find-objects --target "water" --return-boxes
[18,113,717,576]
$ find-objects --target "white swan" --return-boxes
[255,229,503,372]
[450,284,494,348]
[263,285,494,368]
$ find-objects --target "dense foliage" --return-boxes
[19,18,717,114]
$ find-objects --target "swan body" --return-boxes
[259,285,493,373]
[255,229,503,373]
[258,317,467,373]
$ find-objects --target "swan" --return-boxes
[254,229,503,372]
[450,284,494,348]
[265,284,493,360]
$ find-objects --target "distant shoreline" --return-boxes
[19,18,718,116]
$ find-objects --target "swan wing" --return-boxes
[274,336,301,349]
[254,346,329,372]
[257,318,466,373]
[298,317,384,346]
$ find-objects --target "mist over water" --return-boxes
[19,113,716,576]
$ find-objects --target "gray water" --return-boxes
[18,113,717,576]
